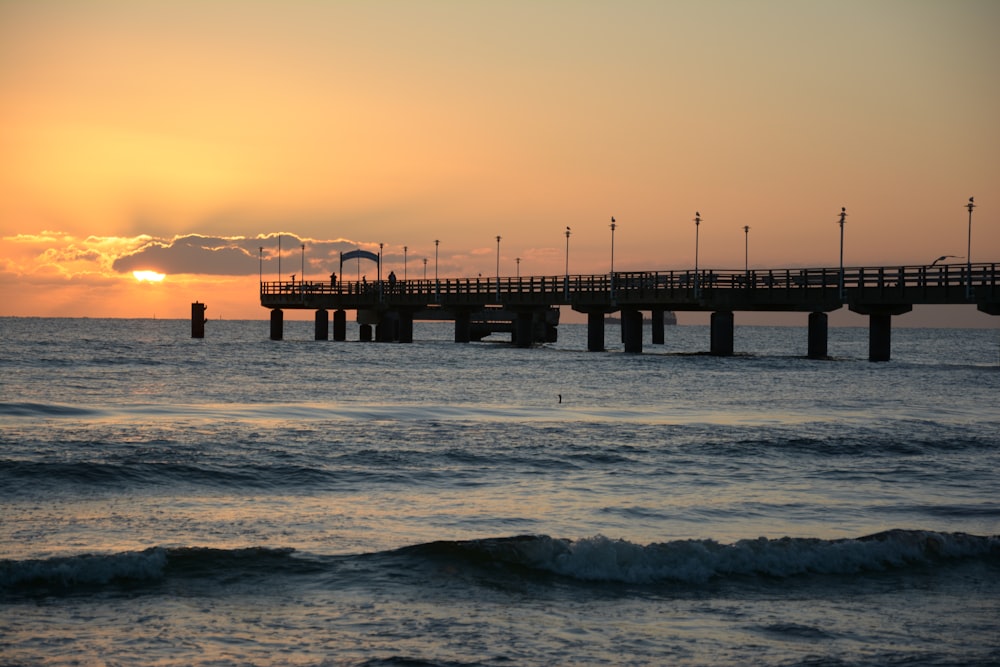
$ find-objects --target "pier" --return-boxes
[261,263,999,361]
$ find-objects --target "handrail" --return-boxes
[261,263,997,299]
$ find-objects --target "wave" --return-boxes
[415,530,1000,584]
[0,401,97,417]
[3,530,997,597]
[0,459,348,493]
[0,546,314,593]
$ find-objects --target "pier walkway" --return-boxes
[259,262,999,361]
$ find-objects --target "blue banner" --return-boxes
[340,249,380,266]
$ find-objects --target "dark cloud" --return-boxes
[112,234,364,277]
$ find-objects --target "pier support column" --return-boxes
[398,310,414,343]
[514,311,534,348]
[269,308,283,341]
[314,309,329,341]
[454,309,472,343]
[333,310,347,341]
[710,311,734,356]
[850,304,911,362]
[379,311,402,342]
[868,313,892,362]
[586,310,606,352]
[651,309,665,345]
[359,323,373,342]
[622,309,643,354]
[807,312,828,359]
[191,302,207,338]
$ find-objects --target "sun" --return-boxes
[132,270,166,282]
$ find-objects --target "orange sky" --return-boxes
[2,1,998,326]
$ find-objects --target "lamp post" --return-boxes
[743,225,750,276]
[258,246,263,287]
[277,234,281,281]
[564,226,571,298]
[435,239,440,301]
[838,207,847,301]
[423,257,427,280]
[609,217,617,300]
[966,196,975,298]
[495,235,502,301]
[516,257,521,278]
[300,243,305,291]
[403,246,408,281]
[378,242,383,283]
[693,212,701,296]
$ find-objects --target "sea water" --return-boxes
[1,316,998,666]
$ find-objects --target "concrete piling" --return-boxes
[710,311,734,356]
[314,309,329,341]
[269,309,283,341]
[807,312,828,359]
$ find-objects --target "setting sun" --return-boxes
[132,270,165,282]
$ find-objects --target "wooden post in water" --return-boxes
[191,302,207,338]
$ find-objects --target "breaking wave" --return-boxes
[3,530,996,597]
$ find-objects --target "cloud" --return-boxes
[112,235,256,276]
[3,231,373,280]
[112,233,370,277]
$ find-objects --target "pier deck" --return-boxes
[259,263,999,360]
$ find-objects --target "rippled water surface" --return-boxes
[1,317,998,665]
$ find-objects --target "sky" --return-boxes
[2,0,998,326]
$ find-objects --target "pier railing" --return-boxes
[261,262,998,311]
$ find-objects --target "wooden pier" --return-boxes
[260,263,999,361]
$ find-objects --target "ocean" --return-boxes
[1,316,998,666]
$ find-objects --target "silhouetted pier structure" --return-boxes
[261,263,999,361]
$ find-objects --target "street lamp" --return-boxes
[610,217,617,300]
[966,196,975,298]
[564,226,571,298]
[403,246,408,281]
[837,207,847,300]
[423,257,427,280]
[378,242,383,283]
[495,235,502,300]
[743,225,750,276]
[258,246,263,287]
[435,239,440,301]
[693,212,701,296]
[516,257,521,278]
[277,234,281,281]
[301,243,305,290]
